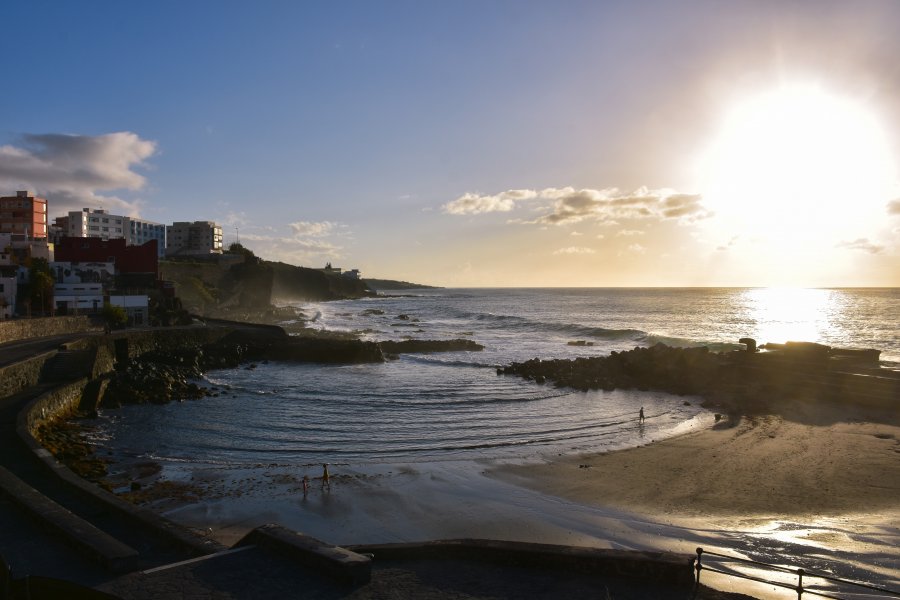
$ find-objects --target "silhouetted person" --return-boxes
[639,407,645,423]
[322,463,330,487]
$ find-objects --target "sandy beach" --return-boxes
[491,400,900,519]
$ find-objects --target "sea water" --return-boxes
[87,287,900,594]
[94,287,899,468]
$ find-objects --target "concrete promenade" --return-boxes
[0,325,752,599]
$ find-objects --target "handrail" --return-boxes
[693,547,900,600]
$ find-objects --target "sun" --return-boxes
[696,84,897,251]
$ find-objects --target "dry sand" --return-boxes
[492,400,900,519]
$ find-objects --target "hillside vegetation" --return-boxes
[160,255,373,320]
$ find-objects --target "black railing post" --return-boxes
[796,568,804,599]
[695,548,704,583]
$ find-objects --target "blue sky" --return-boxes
[2,1,900,286]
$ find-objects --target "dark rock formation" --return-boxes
[499,344,721,396]
[379,339,485,354]
[266,337,384,363]
[498,342,899,412]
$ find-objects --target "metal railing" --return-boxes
[693,547,900,600]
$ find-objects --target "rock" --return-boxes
[379,339,485,354]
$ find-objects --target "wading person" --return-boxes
[639,407,645,423]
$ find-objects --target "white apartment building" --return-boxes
[65,209,166,257]
[165,221,223,256]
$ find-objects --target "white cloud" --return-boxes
[616,229,645,236]
[570,231,584,236]
[888,199,900,216]
[836,238,884,254]
[0,132,157,216]
[553,246,596,255]
[444,186,708,225]
[627,243,646,253]
[289,220,335,237]
[442,189,537,215]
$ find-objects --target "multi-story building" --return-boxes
[64,208,166,257]
[0,191,48,240]
[126,217,166,256]
[165,221,223,256]
[65,208,125,240]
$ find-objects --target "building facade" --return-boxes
[64,208,166,257]
[126,217,166,256]
[0,277,16,319]
[165,221,223,256]
[0,191,48,240]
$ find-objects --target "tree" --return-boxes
[226,242,256,260]
[28,257,55,316]
[101,303,128,330]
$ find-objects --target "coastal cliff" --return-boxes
[160,255,374,319]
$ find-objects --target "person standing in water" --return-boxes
[639,407,645,423]
[322,463,330,487]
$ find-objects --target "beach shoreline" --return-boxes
[489,400,900,519]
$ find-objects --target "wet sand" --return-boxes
[491,406,900,518]
[146,397,900,597]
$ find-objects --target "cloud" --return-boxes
[836,238,884,254]
[442,189,537,215]
[888,199,900,216]
[289,221,335,237]
[716,236,740,251]
[627,243,646,254]
[570,231,584,236]
[553,246,596,255]
[0,132,157,216]
[236,219,352,266]
[444,186,708,225]
[242,232,341,254]
[616,229,645,236]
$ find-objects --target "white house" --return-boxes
[109,294,149,326]
[53,283,103,314]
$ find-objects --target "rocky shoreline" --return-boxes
[498,340,899,413]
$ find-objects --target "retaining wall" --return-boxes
[0,351,57,398]
[0,316,100,344]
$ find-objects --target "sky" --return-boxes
[2,0,900,287]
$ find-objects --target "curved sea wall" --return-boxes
[0,315,100,344]
[0,350,58,398]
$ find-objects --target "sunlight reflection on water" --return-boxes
[742,287,839,345]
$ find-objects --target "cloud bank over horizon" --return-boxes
[0,132,156,216]
[443,186,709,227]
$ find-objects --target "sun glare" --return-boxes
[697,84,896,251]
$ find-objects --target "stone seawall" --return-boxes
[0,351,57,398]
[0,315,100,344]
[20,378,89,434]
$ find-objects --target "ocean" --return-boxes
[85,287,900,593]
[94,287,900,469]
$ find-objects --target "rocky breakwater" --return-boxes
[97,329,385,409]
[499,344,724,396]
[380,338,484,356]
[497,341,897,412]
